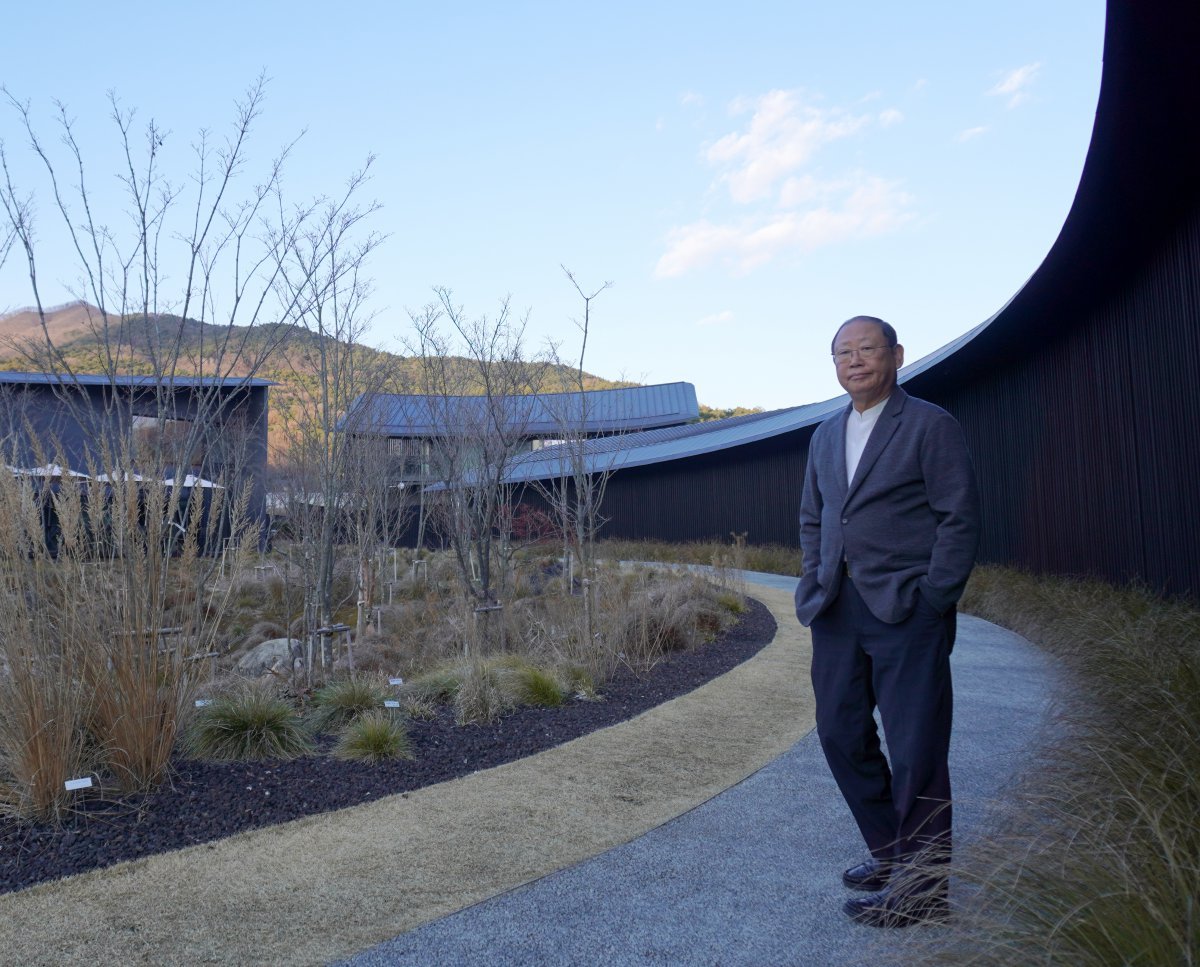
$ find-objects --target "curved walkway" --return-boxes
[0,573,812,965]
[0,571,1054,966]
[340,571,1056,967]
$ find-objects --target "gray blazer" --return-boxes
[794,387,981,626]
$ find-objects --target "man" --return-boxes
[794,316,980,928]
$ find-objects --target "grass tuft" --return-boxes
[511,663,567,707]
[0,658,93,823]
[399,694,439,720]
[406,667,464,703]
[183,685,313,761]
[716,591,748,614]
[333,711,414,762]
[562,664,598,700]
[307,677,392,734]
[453,661,514,725]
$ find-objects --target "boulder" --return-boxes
[236,637,302,676]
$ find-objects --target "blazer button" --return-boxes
[841,518,848,524]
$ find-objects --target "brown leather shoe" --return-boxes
[843,886,949,928]
[841,858,890,892]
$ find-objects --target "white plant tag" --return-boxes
[388,677,404,686]
[64,777,93,791]
[383,700,400,709]
[195,699,213,707]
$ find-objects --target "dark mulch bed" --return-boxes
[0,598,775,895]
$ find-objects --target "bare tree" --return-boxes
[407,289,551,627]
[533,267,615,645]
[0,77,381,804]
[0,77,355,575]
[268,164,406,676]
[0,207,13,291]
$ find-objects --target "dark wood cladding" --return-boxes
[588,0,1200,602]
[916,206,1200,599]
[597,199,1200,600]
[596,434,809,546]
[902,0,1200,601]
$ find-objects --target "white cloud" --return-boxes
[680,91,704,107]
[696,310,735,327]
[655,89,914,278]
[705,90,870,203]
[778,174,829,207]
[988,63,1041,108]
[956,125,989,143]
[655,174,913,278]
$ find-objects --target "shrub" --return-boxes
[183,685,313,761]
[307,677,391,734]
[333,711,413,762]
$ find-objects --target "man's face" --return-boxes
[832,319,903,411]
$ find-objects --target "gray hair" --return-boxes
[832,315,898,353]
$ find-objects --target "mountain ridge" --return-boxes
[0,304,760,457]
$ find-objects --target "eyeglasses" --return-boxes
[831,345,890,363]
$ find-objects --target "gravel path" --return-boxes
[0,582,809,966]
[0,571,1055,967]
[339,577,1058,967]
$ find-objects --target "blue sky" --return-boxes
[1,2,1105,410]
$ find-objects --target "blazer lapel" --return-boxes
[845,389,906,504]
[830,405,851,502]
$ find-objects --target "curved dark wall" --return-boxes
[590,0,1200,600]
[904,0,1200,598]
[914,202,1200,598]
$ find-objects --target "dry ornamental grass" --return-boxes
[0,494,754,832]
[901,566,1200,966]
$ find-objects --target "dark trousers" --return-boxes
[810,574,955,886]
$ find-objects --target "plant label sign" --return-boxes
[388,677,404,686]
[195,699,213,707]
[383,700,401,709]
[64,777,93,791]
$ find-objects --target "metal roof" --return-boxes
[0,371,275,388]
[501,397,847,482]
[495,336,989,485]
[340,382,700,437]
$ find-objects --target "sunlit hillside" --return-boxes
[0,304,749,460]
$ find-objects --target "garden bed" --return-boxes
[0,597,775,894]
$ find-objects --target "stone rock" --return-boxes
[236,637,302,676]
